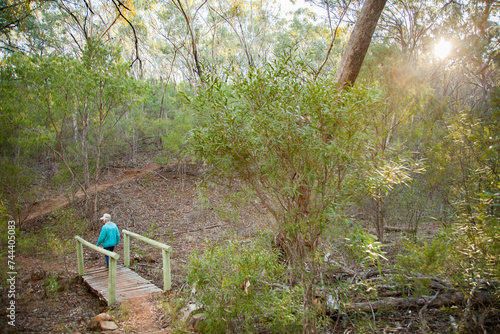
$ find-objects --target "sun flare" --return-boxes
[434,39,452,59]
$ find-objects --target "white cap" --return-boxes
[99,213,111,221]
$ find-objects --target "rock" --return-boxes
[145,254,157,263]
[31,269,46,281]
[100,321,118,330]
[179,302,203,323]
[87,313,117,331]
[133,254,145,262]
[96,313,115,322]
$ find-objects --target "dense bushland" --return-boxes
[1,0,499,332]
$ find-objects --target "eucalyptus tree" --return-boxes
[334,0,387,86]
[0,54,45,223]
[1,46,143,221]
[376,0,443,58]
[0,0,68,54]
[36,1,145,221]
[170,0,208,82]
[350,0,500,237]
[207,0,279,69]
[0,0,47,45]
[274,7,336,75]
[146,0,204,86]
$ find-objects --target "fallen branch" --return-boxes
[384,226,416,232]
[154,170,170,182]
[362,269,395,279]
[325,258,358,276]
[167,223,226,235]
[463,286,477,320]
[418,290,440,331]
[345,290,497,313]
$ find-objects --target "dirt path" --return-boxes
[25,164,160,221]
[118,296,171,333]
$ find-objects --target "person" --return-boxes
[96,213,120,268]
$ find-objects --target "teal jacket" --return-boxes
[97,222,120,248]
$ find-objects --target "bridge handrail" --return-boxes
[75,236,120,260]
[75,235,119,305]
[122,229,172,291]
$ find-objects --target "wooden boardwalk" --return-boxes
[82,265,162,303]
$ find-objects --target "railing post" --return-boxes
[124,233,130,267]
[76,238,84,276]
[162,249,171,291]
[122,229,172,292]
[75,235,119,305]
[108,257,117,305]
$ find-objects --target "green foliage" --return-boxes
[114,79,194,164]
[413,83,500,289]
[363,155,424,198]
[453,208,500,285]
[187,235,303,333]
[189,57,388,263]
[18,208,86,260]
[159,110,194,162]
[346,229,388,267]
[1,45,143,156]
[0,42,147,219]
[397,198,500,291]
[0,162,37,221]
[43,276,60,295]
[396,233,455,278]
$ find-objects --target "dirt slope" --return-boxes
[25,164,160,221]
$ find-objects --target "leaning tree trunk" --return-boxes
[335,0,387,87]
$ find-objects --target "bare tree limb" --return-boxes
[111,0,142,70]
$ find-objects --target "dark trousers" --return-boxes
[104,246,115,268]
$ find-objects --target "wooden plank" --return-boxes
[109,287,162,298]
[86,283,161,300]
[82,265,162,303]
[118,286,162,292]
[117,288,162,296]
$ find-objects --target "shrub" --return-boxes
[187,234,304,333]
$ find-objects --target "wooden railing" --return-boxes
[75,235,120,305]
[122,229,172,291]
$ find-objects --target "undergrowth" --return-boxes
[18,208,86,273]
[186,233,304,333]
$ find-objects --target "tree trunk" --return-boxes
[175,0,206,81]
[376,194,384,242]
[302,262,318,334]
[159,77,166,119]
[335,0,387,87]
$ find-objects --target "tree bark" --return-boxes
[335,0,387,87]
